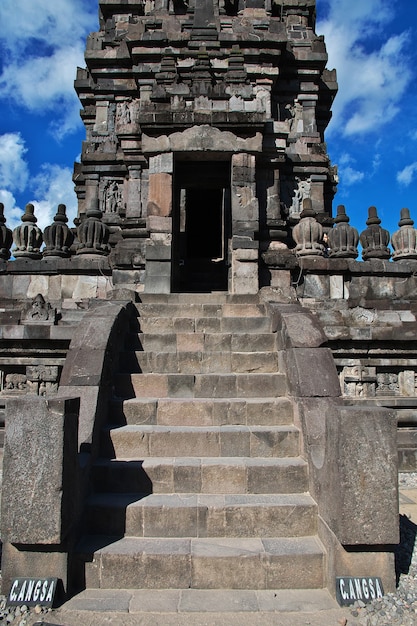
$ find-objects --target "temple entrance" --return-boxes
[172,160,231,292]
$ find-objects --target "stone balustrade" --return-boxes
[2,201,417,265]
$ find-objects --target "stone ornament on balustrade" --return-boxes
[0,203,12,260]
[43,204,74,258]
[12,203,43,259]
[391,208,417,261]
[292,198,325,257]
[359,206,391,260]
[328,205,359,259]
[76,204,111,256]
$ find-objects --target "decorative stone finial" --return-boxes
[12,203,43,259]
[359,206,391,260]
[292,198,325,257]
[76,202,110,256]
[391,208,417,261]
[0,203,13,260]
[43,204,75,258]
[328,205,359,259]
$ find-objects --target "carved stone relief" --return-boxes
[376,373,399,396]
[1,366,59,396]
[340,364,417,399]
[340,365,376,398]
[281,177,311,220]
[102,180,124,214]
[21,294,57,325]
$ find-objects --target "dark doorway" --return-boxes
[172,160,231,292]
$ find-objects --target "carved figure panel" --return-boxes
[340,365,377,398]
[281,177,311,220]
[117,101,132,126]
[1,366,59,396]
[339,364,417,398]
[103,180,123,214]
[376,373,399,397]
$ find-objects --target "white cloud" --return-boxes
[0,45,85,137]
[30,164,78,231]
[336,153,365,186]
[0,133,29,193]
[0,133,78,231]
[0,46,84,112]
[0,0,96,54]
[0,0,97,138]
[397,163,417,187]
[342,167,365,186]
[317,0,412,137]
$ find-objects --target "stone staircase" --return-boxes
[76,293,326,592]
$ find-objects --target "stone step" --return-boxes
[92,457,308,494]
[126,331,279,354]
[136,316,273,334]
[61,587,340,615]
[111,397,294,427]
[86,493,318,538]
[103,425,300,459]
[121,350,279,374]
[79,535,325,590]
[135,302,268,319]
[137,293,260,305]
[114,373,287,399]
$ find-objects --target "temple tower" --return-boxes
[74,0,337,293]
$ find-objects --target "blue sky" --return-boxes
[1,0,417,242]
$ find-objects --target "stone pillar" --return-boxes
[84,175,100,216]
[125,167,143,219]
[298,95,317,133]
[93,100,109,135]
[145,153,173,293]
[310,174,327,214]
[230,153,259,294]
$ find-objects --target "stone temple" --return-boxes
[0,0,416,610]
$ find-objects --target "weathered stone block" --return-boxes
[299,399,399,546]
[147,173,172,217]
[286,347,341,397]
[333,405,398,545]
[1,396,79,544]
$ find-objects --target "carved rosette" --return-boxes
[328,205,359,259]
[391,208,417,261]
[0,202,13,260]
[12,203,43,259]
[76,204,110,256]
[43,204,74,258]
[359,206,391,260]
[292,198,325,257]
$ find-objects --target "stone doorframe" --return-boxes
[142,125,262,294]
